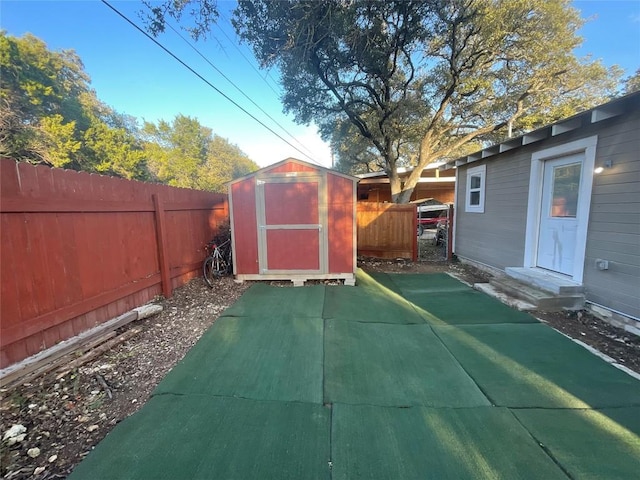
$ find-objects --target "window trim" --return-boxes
[465,164,486,213]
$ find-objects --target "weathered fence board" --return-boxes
[356,202,417,260]
[0,159,228,368]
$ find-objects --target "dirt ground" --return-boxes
[1,259,638,479]
[0,278,250,479]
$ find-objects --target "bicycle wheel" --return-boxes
[223,246,233,274]
[203,256,216,287]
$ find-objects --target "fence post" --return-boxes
[447,204,454,261]
[153,193,172,298]
[412,203,418,261]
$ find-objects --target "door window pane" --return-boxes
[551,163,581,218]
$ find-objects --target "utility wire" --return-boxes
[165,22,316,159]
[215,10,282,96]
[101,0,321,165]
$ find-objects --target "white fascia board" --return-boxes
[591,105,624,123]
[499,138,523,152]
[481,146,500,158]
[523,128,551,145]
[552,118,582,136]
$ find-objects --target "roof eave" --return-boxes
[441,91,640,171]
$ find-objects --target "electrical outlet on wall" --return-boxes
[595,259,609,270]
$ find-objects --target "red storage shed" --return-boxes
[229,158,358,285]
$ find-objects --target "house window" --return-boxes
[465,165,486,213]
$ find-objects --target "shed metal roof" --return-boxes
[228,157,359,185]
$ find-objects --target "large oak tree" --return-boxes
[233,0,621,202]
[145,0,620,202]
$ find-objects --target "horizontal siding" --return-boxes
[597,149,640,167]
[455,151,530,269]
[589,212,639,225]
[588,231,640,247]
[585,257,639,277]
[591,192,640,204]
[455,105,640,319]
[587,241,639,257]
[597,136,640,156]
[586,286,640,318]
[584,109,640,319]
[594,158,639,174]
[486,170,530,184]
[590,202,638,214]
[589,222,640,235]
[592,182,640,195]
[586,246,639,266]
[596,163,637,184]
[596,122,639,144]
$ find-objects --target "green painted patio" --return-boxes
[69,270,640,479]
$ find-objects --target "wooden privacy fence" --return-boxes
[356,202,417,260]
[0,159,228,368]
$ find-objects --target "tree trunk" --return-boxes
[389,163,424,203]
[394,188,414,203]
[388,134,439,203]
[389,169,420,203]
[389,172,404,203]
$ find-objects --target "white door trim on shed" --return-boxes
[255,172,328,275]
[523,136,598,284]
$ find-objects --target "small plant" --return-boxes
[88,392,105,411]
[71,372,81,396]
[6,391,27,409]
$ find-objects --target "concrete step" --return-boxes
[487,275,584,311]
[504,267,583,295]
[473,283,537,311]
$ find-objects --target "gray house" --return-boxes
[443,91,640,333]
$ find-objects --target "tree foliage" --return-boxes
[140,0,219,41]
[1,31,86,165]
[199,134,260,191]
[624,69,640,94]
[230,0,620,202]
[1,31,257,190]
[143,114,258,191]
[0,31,149,178]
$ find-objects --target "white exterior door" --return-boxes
[536,154,583,275]
[524,136,597,284]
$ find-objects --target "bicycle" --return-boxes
[203,236,232,287]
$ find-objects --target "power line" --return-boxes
[164,22,316,159]
[100,0,322,166]
[215,10,282,97]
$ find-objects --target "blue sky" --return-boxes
[3,0,640,168]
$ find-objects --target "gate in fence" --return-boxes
[417,204,454,261]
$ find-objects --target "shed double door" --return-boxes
[256,173,328,274]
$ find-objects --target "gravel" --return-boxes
[1,276,248,479]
